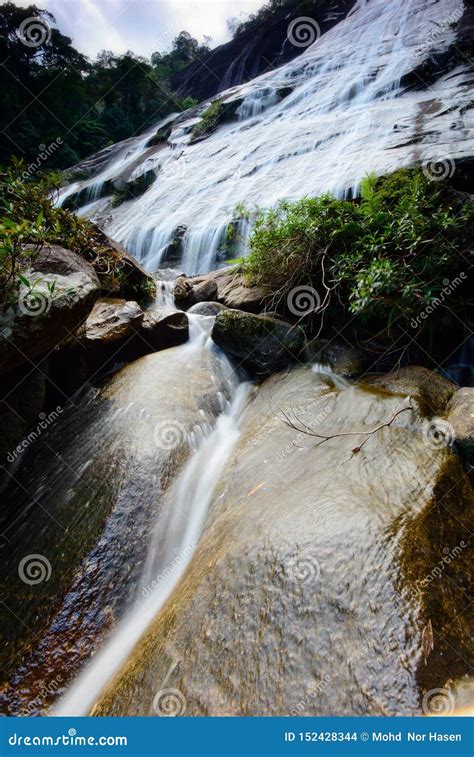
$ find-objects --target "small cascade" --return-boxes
[54,381,251,717]
[153,277,175,307]
[312,361,351,390]
[237,89,279,121]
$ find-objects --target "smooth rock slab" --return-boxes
[93,368,473,716]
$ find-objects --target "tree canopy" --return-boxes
[0,3,204,169]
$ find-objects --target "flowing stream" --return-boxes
[54,379,250,717]
[0,303,250,716]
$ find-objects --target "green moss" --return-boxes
[112,170,156,207]
[191,100,224,141]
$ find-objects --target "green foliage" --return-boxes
[0,160,144,307]
[192,100,224,140]
[0,3,206,169]
[243,168,473,329]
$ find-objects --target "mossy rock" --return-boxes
[211,308,305,375]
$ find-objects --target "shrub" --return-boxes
[0,159,153,307]
[191,99,224,140]
[243,168,473,330]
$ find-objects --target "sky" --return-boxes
[14,0,266,59]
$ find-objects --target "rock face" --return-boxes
[212,309,305,374]
[0,247,100,374]
[87,223,155,300]
[138,307,189,351]
[93,368,473,717]
[447,387,474,463]
[188,267,269,313]
[0,342,239,714]
[364,366,456,415]
[79,299,144,345]
[170,0,356,101]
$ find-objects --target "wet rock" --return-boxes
[187,267,269,313]
[173,276,218,309]
[211,309,305,375]
[447,387,474,463]
[0,248,100,374]
[79,299,144,346]
[94,368,473,716]
[173,275,194,304]
[187,301,227,317]
[194,279,218,303]
[0,343,238,708]
[87,223,155,300]
[138,307,189,351]
[314,340,367,377]
[0,365,46,470]
[364,366,456,415]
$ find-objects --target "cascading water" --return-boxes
[54,380,250,717]
[58,0,472,274]
[0,288,250,715]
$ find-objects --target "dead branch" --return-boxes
[280,403,414,454]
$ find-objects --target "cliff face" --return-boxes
[170,0,356,102]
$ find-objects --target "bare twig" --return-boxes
[280,403,414,454]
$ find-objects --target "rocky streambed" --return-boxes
[1,245,473,717]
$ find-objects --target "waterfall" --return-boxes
[53,377,250,716]
[59,0,472,274]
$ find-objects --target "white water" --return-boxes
[60,0,473,275]
[53,374,250,717]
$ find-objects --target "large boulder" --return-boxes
[187,301,227,317]
[138,307,189,351]
[87,222,155,300]
[182,267,269,313]
[211,309,305,374]
[0,246,100,374]
[446,387,474,463]
[363,366,456,415]
[78,299,144,346]
[93,368,473,716]
[0,343,239,714]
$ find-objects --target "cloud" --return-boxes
[12,0,265,59]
